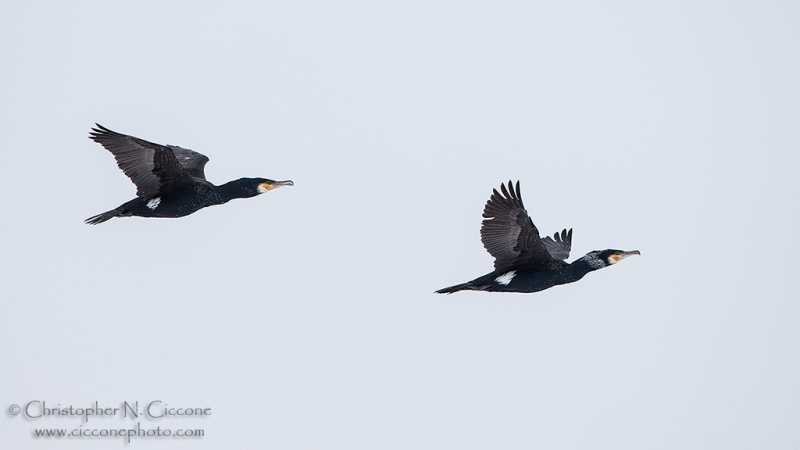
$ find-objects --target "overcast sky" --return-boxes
[2,1,799,448]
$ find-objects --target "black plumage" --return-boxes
[436,181,639,294]
[85,124,293,224]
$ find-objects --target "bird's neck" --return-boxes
[566,257,602,282]
[216,179,258,203]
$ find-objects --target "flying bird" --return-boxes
[85,124,293,224]
[436,181,639,294]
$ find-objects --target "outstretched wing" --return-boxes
[542,228,573,261]
[480,181,553,271]
[168,145,209,180]
[89,124,199,198]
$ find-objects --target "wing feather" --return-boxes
[168,145,209,180]
[542,228,573,261]
[89,124,199,198]
[480,181,553,271]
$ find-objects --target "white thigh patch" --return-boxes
[495,271,516,286]
[146,197,162,210]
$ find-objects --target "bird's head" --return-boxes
[216,178,294,202]
[580,249,641,270]
[255,178,294,194]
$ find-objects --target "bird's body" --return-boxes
[85,124,292,224]
[436,181,639,294]
[438,261,572,294]
[87,182,219,223]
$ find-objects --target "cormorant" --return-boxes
[85,124,293,224]
[436,181,639,294]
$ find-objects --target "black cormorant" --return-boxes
[85,124,293,224]
[436,181,639,294]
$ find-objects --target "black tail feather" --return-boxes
[85,208,124,225]
[435,282,475,294]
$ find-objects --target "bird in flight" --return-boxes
[85,124,293,224]
[436,181,639,294]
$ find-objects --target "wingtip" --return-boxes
[499,183,509,198]
[89,123,117,137]
[498,180,521,201]
[89,123,112,140]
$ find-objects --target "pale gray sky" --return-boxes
[2,1,799,448]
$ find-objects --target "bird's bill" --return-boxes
[609,250,641,264]
[260,180,294,191]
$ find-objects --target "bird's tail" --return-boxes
[85,208,125,225]
[435,282,478,294]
